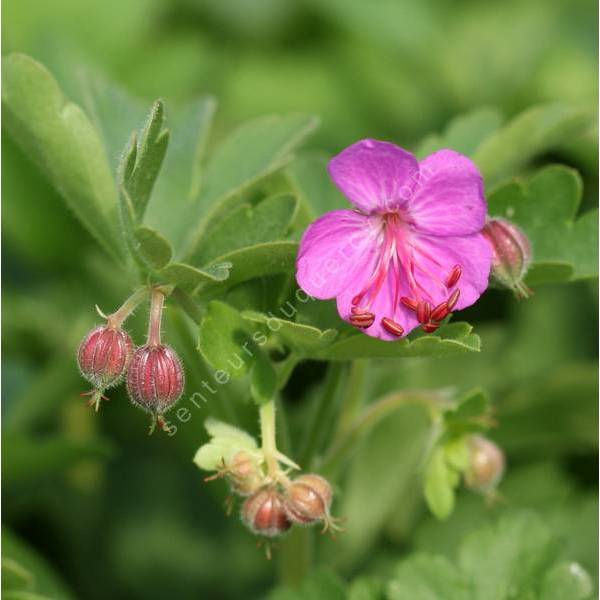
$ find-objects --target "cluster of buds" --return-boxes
[76,288,184,432]
[483,217,532,298]
[241,474,339,541]
[194,418,340,553]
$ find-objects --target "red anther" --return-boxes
[430,302,449,323]
[421,322,439,334]
[381,317,404,337]
[445,264,462,288]
[447,288,461,311]
[416,301,431,324]
[351,306,366,314]
[400,297,418,311]
[349,312,375,328]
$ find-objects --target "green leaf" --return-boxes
[2,53,122,260]
[540,562,594,600]
[473,104,592,185]
[423,447,457,520]
[391,512,593,600]
[134,226,173,269]
[416,107,503,158]
[192,193,298,265]
[158,262,232,289]
[198,241,299,294]
[458,512,561,600]
[306,322,480,361]
[488,165,598,284]
[347,577,383,600]
[182,114,318,260]
[242,310,338,352]
[387,554,470,600]
[119,100,169,220]
[143,98,217,247]
[448,389,490,422]
[193,417,259,471]
[250,349,277,405]
[198,301,255,378]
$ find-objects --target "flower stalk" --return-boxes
[147,288,165,346]
[105,287,148,329]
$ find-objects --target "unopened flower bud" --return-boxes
[483,218,532,298]
[284,474,339,533]
[465,435,505,493]
[227,451,263,496]
[78,325,133,389]
[126,344,184,423]
[241,487,291,537]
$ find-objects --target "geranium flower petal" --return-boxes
[328,139,419,213]
[410,231,492,310]
[296,209,379,299]
[408,150,487,237]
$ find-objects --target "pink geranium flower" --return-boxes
[296,139,492,341]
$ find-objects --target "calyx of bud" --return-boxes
[126,344,184,420]
[241,487,291,538]
[483,218,532,298]
[464,435,505,493]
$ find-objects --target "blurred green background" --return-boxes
[2,0,598,599]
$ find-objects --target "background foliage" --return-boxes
[2,0,598,598]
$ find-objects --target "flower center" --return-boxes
[349,212,463,336]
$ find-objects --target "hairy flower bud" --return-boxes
[284,474,335,529]
[78,325,133,389]
[227,451,263,496]
[241,487,291,537]
[126,344,184,419]
[483,218,532,298]
[465,435,505,493]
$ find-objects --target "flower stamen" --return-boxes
[445,264,462,288]
[447,289,460,311]
[381,317,404,337]
[416,300,431,324]
[349,312,375,328]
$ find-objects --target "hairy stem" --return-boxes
[106,287,148,329]
[260,399,279,478]
[147,288,165,346]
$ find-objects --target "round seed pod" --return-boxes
[241,487,291,537]
[78,325,133,389]
[126,344,184,416]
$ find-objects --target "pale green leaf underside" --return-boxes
[306,322,480,361]
[134,225,173,270]
[197,241,299,294]
[242,310,338,351]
